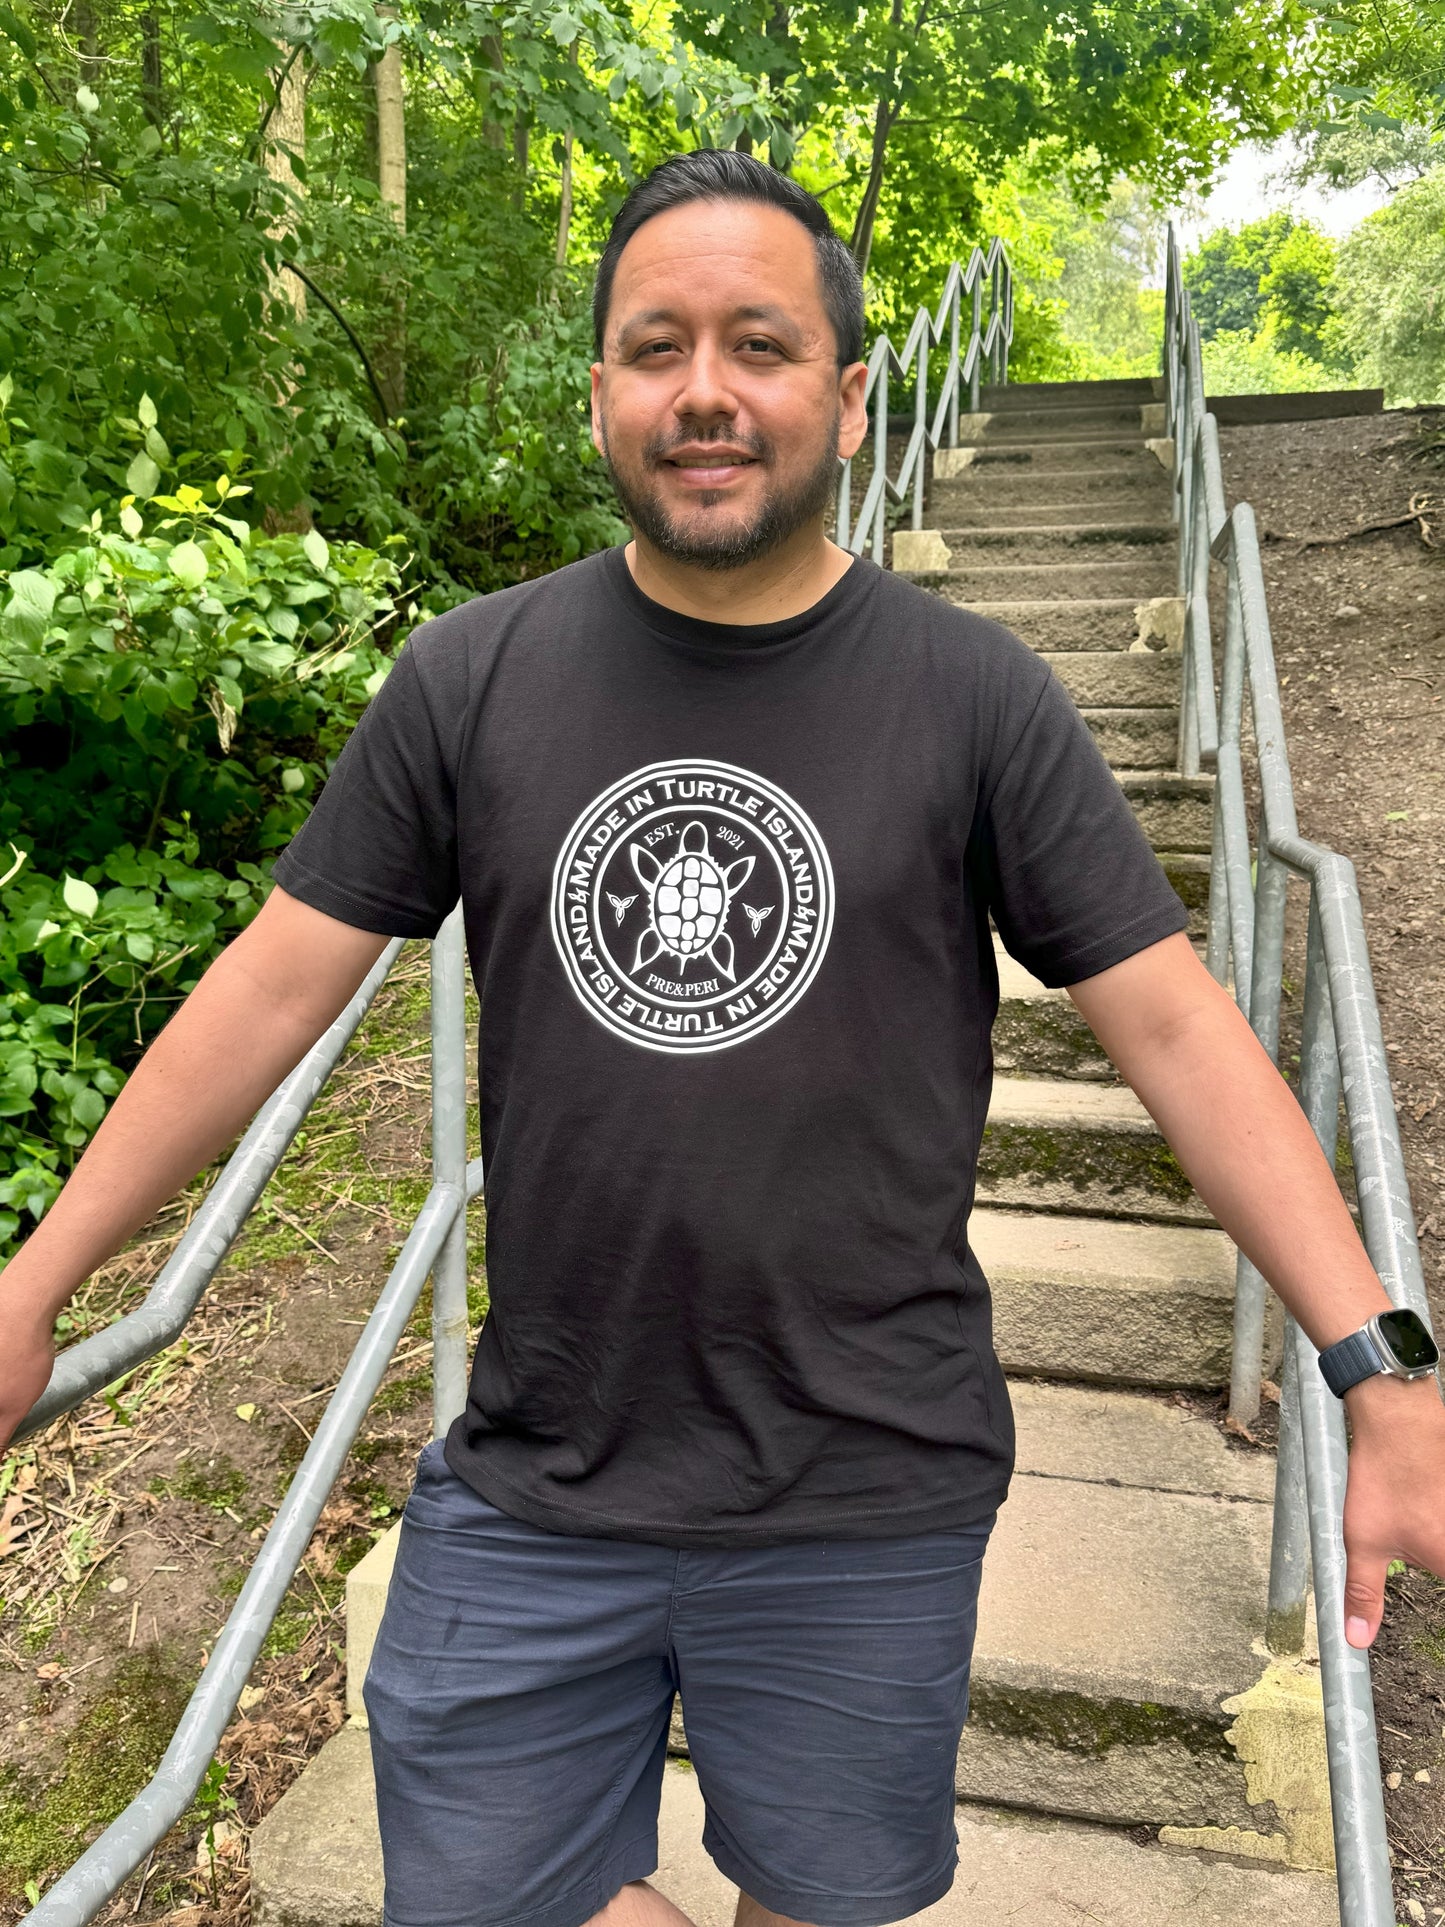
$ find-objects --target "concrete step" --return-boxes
[994,946,1114,1082]
[935,558,1179,601]
[947,596,1183,652]
[930,496,1173,530]
[980,1075,1206,1224]
[249,1734,1338,1927]
[957,404,1157,441]
[1049,651,1180,708]
[957,440,1167,474]
[1165,850,1210,938]
[1119,771,1214,853]
[977,1206,1235,1387]
[932,465,1173,510]
[1084,706,1178,770]
[980,376,1161,408]
[938,519,1175,551]
[957,1386,1331,1855]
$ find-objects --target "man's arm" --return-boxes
[0,888,390,1451]
[1068,930,1445,1647]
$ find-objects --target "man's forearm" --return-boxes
[0,892,388,1332]
[1069,936,1393,1354]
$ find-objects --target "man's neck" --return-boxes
[625,526,855,626]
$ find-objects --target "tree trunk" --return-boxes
[479,32,506,150]
[140,8,164,132]
[263,49,308,322]
[512,112,528,208]
[766,3,790,171]
[554,38,577,266]
[848,95,895,277]
[371,8,407,415]
[373,13,407,231]
[74,0,101,90]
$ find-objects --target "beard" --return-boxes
[600,411,842,572]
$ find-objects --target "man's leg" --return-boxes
[584,1881,814,1927]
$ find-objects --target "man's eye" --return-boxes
[638,340,679,357]
[739,338,780,355]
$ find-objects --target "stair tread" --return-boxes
[971,1205,1233,1301]
[974,1460,1270,1712]
[988,1074,1155,1131]
[248,1734,1340,1927]
[1009,1380,1273,1509]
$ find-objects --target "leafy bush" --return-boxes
[1200,326,1334,395]
[0,835,269,1251]
[1333,166,1445,404]
[0,414,413,1256]
[0,397,405,874]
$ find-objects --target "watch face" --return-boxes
[1376,1309,1441,1372]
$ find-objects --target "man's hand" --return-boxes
[1342,1376,1445,1647]
[0,1317,55,1454]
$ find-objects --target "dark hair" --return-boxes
[592,150,865,368]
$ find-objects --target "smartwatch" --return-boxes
[1317,1308,1440,1398]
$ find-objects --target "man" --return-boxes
[3,151,1443,1927]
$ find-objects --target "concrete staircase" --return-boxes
[249,378,1341,1925]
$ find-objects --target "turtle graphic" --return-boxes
[629,821,754,980]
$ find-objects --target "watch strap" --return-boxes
[1318,1327,1384,1398]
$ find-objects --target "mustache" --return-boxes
[640,424,773,466]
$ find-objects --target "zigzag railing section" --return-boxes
[837,240,1012,562]
[1165,223,1437,1927]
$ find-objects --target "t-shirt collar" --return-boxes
[601,543,874,659]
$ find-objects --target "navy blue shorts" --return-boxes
[364,1441,994,1927]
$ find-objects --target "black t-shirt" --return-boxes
[273,547,1186,1546]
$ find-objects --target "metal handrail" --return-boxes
[19,904,477,1926]
[837,240,1012,562]
[1165,223,1436,1925]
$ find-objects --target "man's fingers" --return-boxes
[1342,1550,1387,1648]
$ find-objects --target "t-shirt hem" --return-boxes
[1020,899,1189,991]
[441,1435,1011,1547]
[271,850,452,940]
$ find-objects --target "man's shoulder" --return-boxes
[408,550,614,664]
[867,560,1048,697]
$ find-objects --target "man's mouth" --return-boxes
[661,449,760,486]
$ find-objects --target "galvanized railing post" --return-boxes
[1267,896,1337,1655]
[430,903,471,1437]
[871,353,889,565]
[969,274,982,413]
[948,279,961,447]
[912,329,928,530]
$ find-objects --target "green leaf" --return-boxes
[4,568,57,626]
[280,766,305,793]
[138,393,158,430]
[302,528,329,572]
[119,504,143,538]
[70,1086,106,1129]
[126,450,161,499]
[168,540,209,588]
[62,875,99,919]
[144,425,171,466]
[76,83,99,114]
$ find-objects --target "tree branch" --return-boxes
[277,258,396,432]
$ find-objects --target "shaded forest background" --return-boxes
[0,0,1441,1252]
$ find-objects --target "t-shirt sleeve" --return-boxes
[271,639,460,938]
[975,663,1188,988]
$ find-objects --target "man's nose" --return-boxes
[671,338,739,422]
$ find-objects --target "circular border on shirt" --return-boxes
[549,759,835,1055]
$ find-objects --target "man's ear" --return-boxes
[590,363,606,458]
[837,360,869,461]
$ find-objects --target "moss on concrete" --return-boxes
[967,1679,1236,1761]
[980,1118,1196,1207]
[0,1648,193,1896]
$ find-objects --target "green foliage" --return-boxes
[1183,212,1300,339]
[1332,166,1445,402]
[1199,326,1334,396]
[1259,224,1340,361]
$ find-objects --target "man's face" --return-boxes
[591,200,868,570]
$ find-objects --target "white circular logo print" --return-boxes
[550,759,835,1054]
